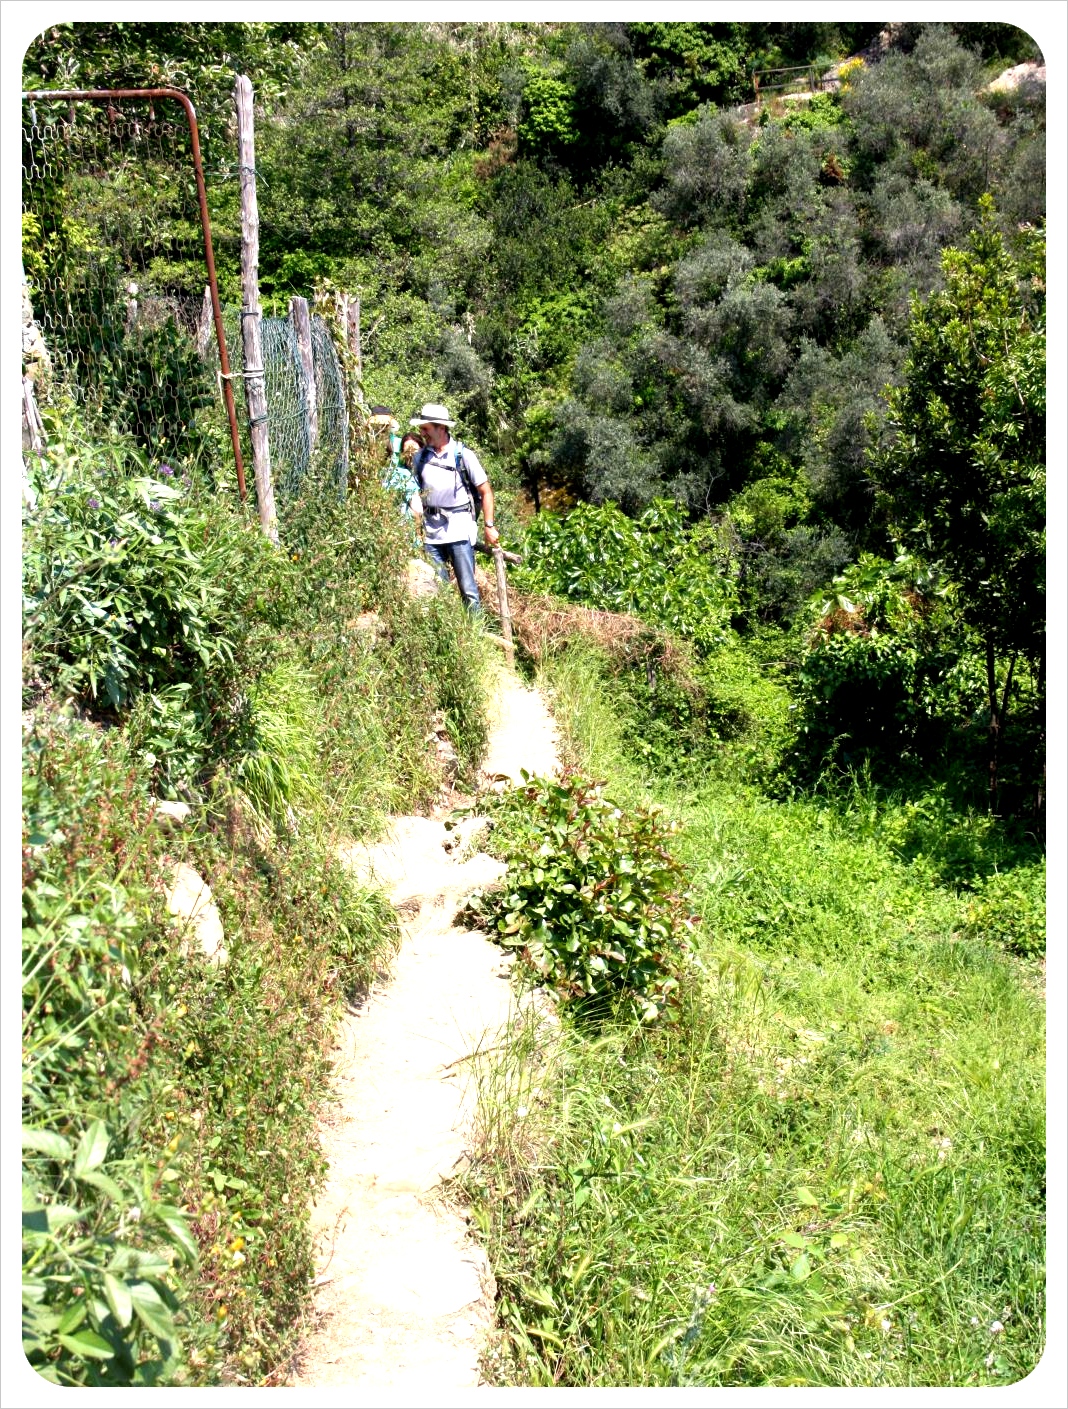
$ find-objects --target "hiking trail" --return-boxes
[288,660,558,1391]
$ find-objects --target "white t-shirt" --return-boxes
[416,438,488,545]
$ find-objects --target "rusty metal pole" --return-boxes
[22,87,248,501]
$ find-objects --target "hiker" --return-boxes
[409,402,499,613]
[370,405,423,535]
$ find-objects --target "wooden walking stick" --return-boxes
[491,544,515,668]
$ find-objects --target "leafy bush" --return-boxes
[22,425,285,796]
[785,553,989,781]
[468,774,691,1020]
[22,1121,197,1387]
[23,457,230,711]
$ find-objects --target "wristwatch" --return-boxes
[485,522,496,529]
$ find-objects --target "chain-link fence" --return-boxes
[21,95,225,467]
[310,315,349,494]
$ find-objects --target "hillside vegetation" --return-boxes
[21,19,1045,1389]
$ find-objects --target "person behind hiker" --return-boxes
[400,430,423,470]
[409,402,499,613]
[370,405,423,534]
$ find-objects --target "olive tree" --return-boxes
[875,202,1045,806]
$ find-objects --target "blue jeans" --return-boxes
[424,539,481,613]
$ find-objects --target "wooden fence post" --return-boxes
[288,295,318,457]
[235,74,277,543]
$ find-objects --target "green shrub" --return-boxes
[469,774,691,1020]
[23,458,231,711]
[22,1121,197,1387]
[515,499,737,655]
[22,425,285,796]
[962,865,1046,958]
[22,709,200,1385]
[785,553,988,781]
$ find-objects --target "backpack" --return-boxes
[413,442,480,522]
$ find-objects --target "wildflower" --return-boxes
[880,1318,892,1333]
[970,1316,980,1327]
[985,1352,996,1369]
[612,1121,623,1134]
[516,1106,528,1119]
[88,496,100,509]
[990,1320,1004,1335]
[149,499,162,512]
[159,464,175,477]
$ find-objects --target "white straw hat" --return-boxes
[410,402,455,427]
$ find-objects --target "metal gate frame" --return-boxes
[21,86,247,501]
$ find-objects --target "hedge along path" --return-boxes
[289,659,559,1391]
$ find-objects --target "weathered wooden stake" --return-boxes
[288,296,318,457]
[195,284,213,360]
[235,74,277,543]
[345,294,362,388]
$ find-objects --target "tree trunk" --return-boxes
[985,637,999,811]
[985,639,1018,814]
[235,74,277,543]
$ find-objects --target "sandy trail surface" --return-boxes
[289,662,557,1391]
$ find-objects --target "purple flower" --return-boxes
[87,497,100,510]
[159,464,175,477]
[149,499,162,512]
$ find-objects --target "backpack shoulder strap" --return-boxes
[453,441,479,515]
[413,445,430,491]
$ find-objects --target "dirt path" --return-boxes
[288,661,557,1391]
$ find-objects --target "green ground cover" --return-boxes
[21,410,491,1386]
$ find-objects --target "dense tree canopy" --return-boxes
[23,19,1046,802]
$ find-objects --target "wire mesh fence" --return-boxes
[21,95,226,467]
[211,308,349,500]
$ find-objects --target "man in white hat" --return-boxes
[409,402,499,612]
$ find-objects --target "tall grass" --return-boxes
[534,640,646,805]
[235,656,322,829]
[467,643,1045,1388]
